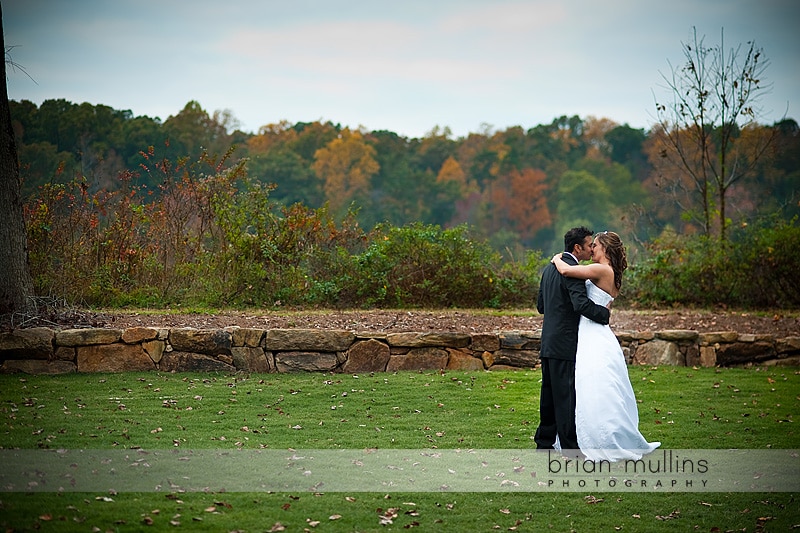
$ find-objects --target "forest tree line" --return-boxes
[11,98,799,255]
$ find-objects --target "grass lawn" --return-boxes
[0,366,797,531]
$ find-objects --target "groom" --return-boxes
[534,226,610,453]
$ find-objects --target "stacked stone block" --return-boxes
[1,326,798,374]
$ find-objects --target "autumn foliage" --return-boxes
[23,147,543,309]
[11,98,800,309]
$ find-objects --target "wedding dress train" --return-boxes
[575,280,661,462]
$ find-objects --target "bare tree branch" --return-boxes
[653,27,778,240]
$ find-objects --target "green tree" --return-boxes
[575,157,646,208]
[414,126,455,174]
[163,101,237,160]
[35,98,77,152]
[251,148,318,206]
[555,170,612,238]
[606,124,650,180]
[111,113,166,169]
[16,141,76,195]
[763,119,800,218]
[366,130,419,227]
[290,120,340,161]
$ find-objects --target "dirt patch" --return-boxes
[11,308,795,337]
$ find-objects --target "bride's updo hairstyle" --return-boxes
[595,231,628,291]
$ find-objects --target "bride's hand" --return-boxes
[551,253,561,264]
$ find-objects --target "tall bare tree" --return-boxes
[653,27,777,241]
[1,3,36,315]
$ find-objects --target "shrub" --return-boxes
[25,171,151,305]
[354,223,499,308]
[26,143,794,311]
[726,216,800,307]
[491,249,547,308]
[624,217,800,309]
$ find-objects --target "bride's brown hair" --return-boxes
[595,231,627,291]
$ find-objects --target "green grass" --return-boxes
[4,491,794,532]
[1,366,798,531]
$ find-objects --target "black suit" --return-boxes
[534,253,610,451]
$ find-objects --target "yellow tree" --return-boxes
[436,156,470,194]
[312,129,380,215]
[246,120,298,154]
[582,116,619,160]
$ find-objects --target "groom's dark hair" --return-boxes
[564,226,594,253]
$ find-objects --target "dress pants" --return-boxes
[534,357,579,451]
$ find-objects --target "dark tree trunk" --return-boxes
[0,4,36,315]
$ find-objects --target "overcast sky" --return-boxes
[4,0,798,138]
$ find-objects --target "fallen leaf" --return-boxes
[655,509,680,520]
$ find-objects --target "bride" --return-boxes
[552,231,660,462]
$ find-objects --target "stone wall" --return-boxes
[1,326,799,375]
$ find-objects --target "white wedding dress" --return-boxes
[575,280,661,462]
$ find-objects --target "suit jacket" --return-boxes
[537,253,610,361]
